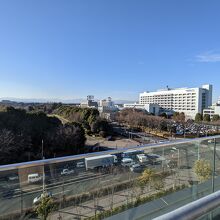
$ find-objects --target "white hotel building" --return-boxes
[139,84,213,119]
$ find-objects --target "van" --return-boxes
[136,154,148,163]
[28,173,42,183]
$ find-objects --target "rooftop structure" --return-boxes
[80,95,98,108]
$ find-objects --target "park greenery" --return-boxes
[53,105,113,137]
[0,107,86,165]
[0,104,114,165]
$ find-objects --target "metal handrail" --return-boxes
[0,135,219,171]
[153,189,220,220]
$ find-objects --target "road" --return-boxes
[0,167,140,216]
[1,140,220,218]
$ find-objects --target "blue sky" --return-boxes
[0,0,220,102]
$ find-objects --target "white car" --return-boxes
[130,164,145,173]
[33,192,52,205]
[8,174,19,181]
[121,158,135,167]
[61,168,75,175]
[28,173,42,184]
[76,162,85,168]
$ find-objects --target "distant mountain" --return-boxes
[0,97,136,104]
[0,97,83,104]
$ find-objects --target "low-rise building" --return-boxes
[123,103,160,115]
[203,99,220,119]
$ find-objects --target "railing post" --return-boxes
[20,190,23,215]
[192,184,198,201]
[197,141,200,160]
[212,138,216,193]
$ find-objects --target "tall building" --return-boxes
[98,97,118,113]
[80,95,98,108]
[139,84,213,119]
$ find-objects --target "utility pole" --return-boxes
[42,139,44,159]
[42,139,45,194]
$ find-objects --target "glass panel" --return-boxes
[0,136,219,219]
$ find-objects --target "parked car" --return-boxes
[33,192,52,205]
[28,173,42,184]
[147,154,165,165]
[7,174,19,181]
[76,161,85,168]
[130,164,145,173]
[61,168,75,176]
[121,158,135,167]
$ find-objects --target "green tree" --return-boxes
[212,114,220,122]
[195,113,203,122]
[90,118,113,137]
[194,159,212,182]
[160,113,167,119]
[203,114,211,122]
[46,122,86,156]
[0,107,87,164]
[35,196,55,220]
[0,129,32,165]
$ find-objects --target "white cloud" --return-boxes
[196,51,220,62]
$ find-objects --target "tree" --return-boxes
[173,112,185,123]
[90,118,113,137]
[0,129,31,165]
[194,159,211,182]
[158,120,167,131]
[0,107,87,164]
[195,113,203,122]
[203,114,211,122]
[212,114,220,122]
[138,169,156,191]
[160,113,167,119]
[152,175,165,191]
[28,106,34,112]
[46,122,86,156]
[35,196,55,220]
